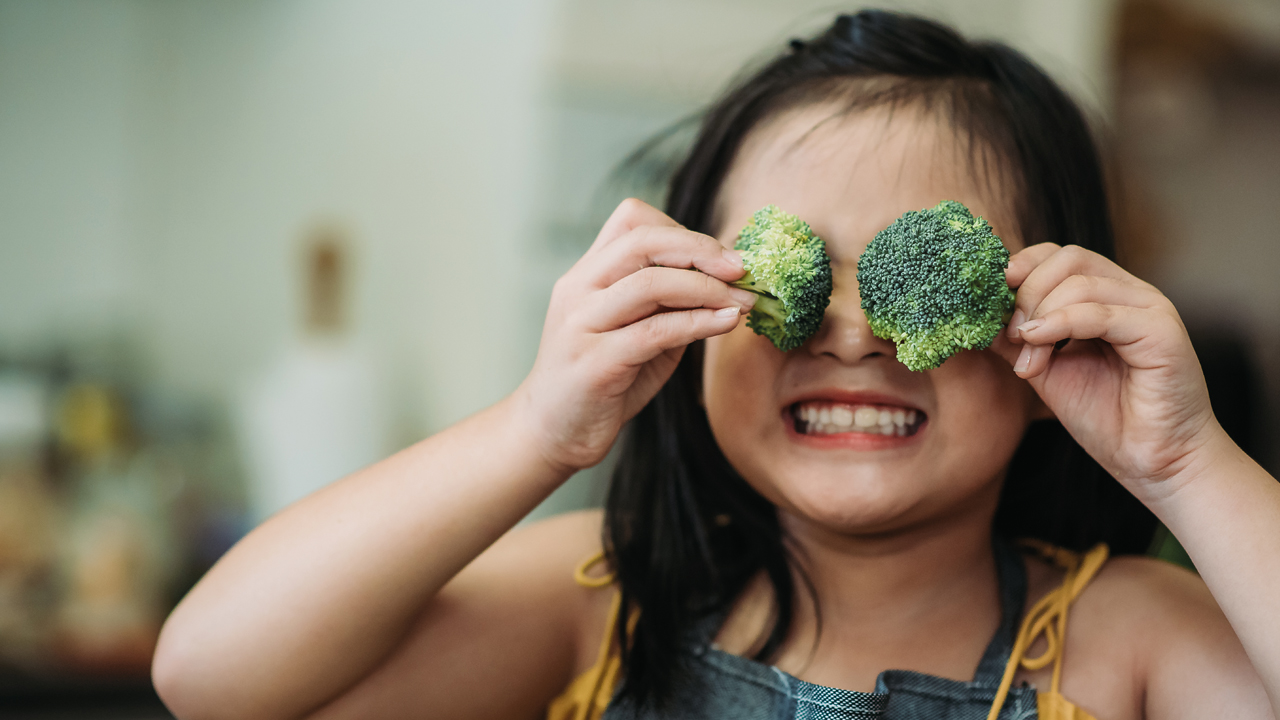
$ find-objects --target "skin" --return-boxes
[151,103,1279,720]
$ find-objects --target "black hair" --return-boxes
[603,9,1157,710]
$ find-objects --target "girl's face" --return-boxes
[704,103,1041,536]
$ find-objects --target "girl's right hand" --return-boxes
[514,198,756,475]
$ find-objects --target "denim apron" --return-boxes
[599,538,1040,720]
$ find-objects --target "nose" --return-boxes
[802,271,897,364]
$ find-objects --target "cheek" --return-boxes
[930,351,1034,480]
[702,327,783,470]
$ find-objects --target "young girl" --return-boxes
[152,11,1280,720]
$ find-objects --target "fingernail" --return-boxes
[1017,318,1044,335]
[723,249,744,269]
[1007,309,1025,339]
[1014,345,1032,373]
[728,288,758,308]
[715,306,740,318]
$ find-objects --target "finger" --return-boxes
[579,224,744,289]
[1012,343,1056,379]
[1013,274,1166,340]
[578,267,756,331]
[1004,242,1061,289]
[1014,303,1174,377]
[606,307,743,366]
[586,198,681,256]
[1008,245,1143,340]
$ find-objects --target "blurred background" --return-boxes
[1,0,1277,716]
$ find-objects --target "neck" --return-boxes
[783,497,999,618]
[764,486,1006,686]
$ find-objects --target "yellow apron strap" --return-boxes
[1050,543,1108,695]
[984,543,1109,720]
[568,590,623,720]
[559,550,631,720]
[574,550,615,588]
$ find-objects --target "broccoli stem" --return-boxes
[729,271,774,300]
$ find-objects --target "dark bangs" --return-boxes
[603,9,1154,712]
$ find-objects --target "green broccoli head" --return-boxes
[856,200,1015,371]
[730,205,833,352]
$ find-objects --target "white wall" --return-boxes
[0,0,552,439]
[0,0,143,344]
[140,0,555,436]
[547,0,1117,112]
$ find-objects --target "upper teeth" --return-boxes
[794,401,920,437]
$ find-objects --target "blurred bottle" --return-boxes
[237,226,389,524]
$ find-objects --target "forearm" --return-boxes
[153,390,569,720]
[1150,427,1280,715]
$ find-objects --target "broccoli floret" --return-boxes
[856,200,1014,371]
[730,205,833,352]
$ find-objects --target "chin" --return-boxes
[755,465,942,536]
[745,446,1011,540]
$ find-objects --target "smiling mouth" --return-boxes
[790,401,927,437]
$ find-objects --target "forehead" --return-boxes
[713,103,1021,263]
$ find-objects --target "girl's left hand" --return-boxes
[992,243,1225,501]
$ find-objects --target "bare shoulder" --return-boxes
[1052,555,1270,719]
[461,507,607,586]
[1077,555,1245,660]
[1074,555,1214,634]
[452,508,614,674]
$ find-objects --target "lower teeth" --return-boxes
[798,421,915,436]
